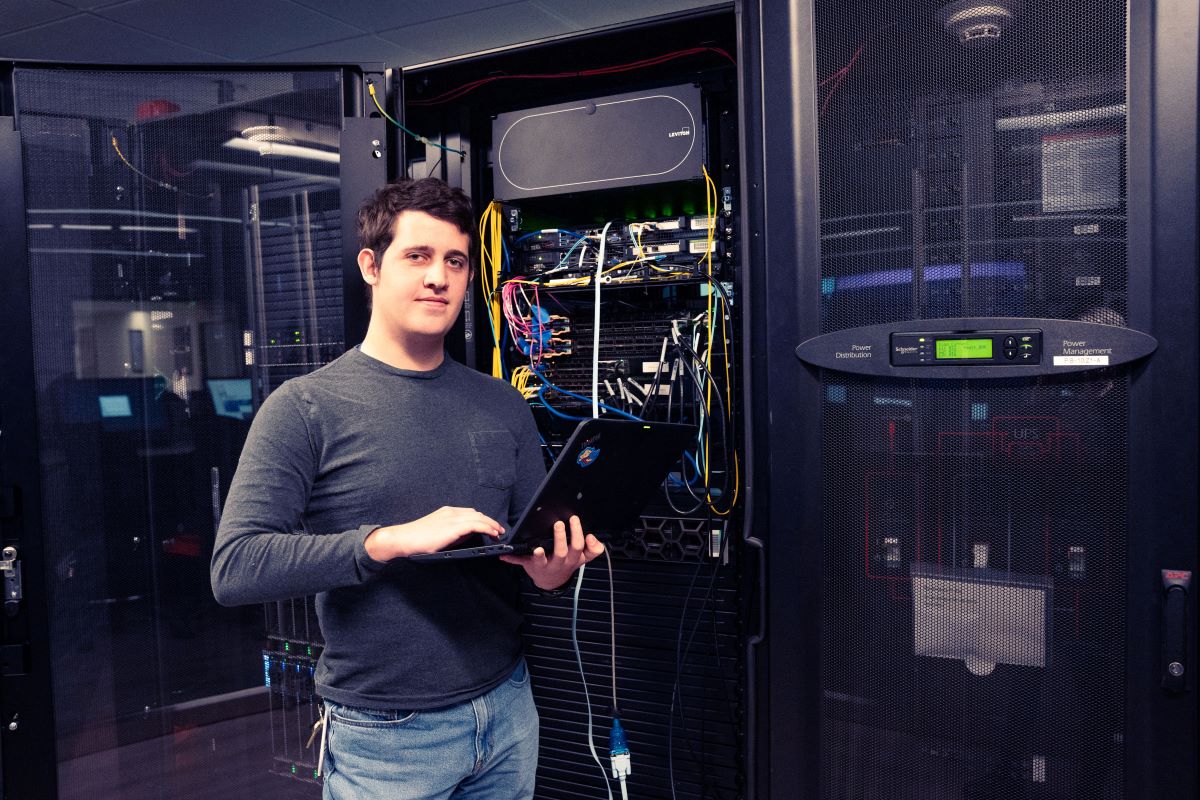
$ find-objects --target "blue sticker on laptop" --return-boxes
[576,445,601,468]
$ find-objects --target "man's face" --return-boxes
[358,210,471,348]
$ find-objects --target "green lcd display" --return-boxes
[935,338,993,360]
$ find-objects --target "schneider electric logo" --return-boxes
[668,126,691,138]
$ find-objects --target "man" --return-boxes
[211,177,604,799]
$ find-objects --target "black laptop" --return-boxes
[410,418,697,561]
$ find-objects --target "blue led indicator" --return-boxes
[971,403,989,422]
[826,385,848,404]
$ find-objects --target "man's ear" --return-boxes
[357,248,379,286]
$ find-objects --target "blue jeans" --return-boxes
[321,659,539,800]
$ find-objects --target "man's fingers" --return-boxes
[585,533,605,557]
[463,511,504,536]
[551,521,568,559]
[477,512,504,534]
[567,515,586,554]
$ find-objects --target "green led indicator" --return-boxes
[291,764,297,774]
[307,646,312,656]
[284,643,290,652]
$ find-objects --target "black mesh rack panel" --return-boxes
[521,556,743,800]
[814,0,1128,797]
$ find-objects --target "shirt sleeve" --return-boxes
[210,385,386,606]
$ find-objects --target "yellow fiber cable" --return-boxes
[367,82,465,157]
[111,135,210,198]
[478,203,505,378]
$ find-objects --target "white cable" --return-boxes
[691,319,708,473]
[620,778,630,800]
[316,702,331,777]
[572,563,614,800]
[592,221,613,418]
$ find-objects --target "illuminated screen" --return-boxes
[935,338,993,360]
[208,379,253,420]
[97,395,133,418]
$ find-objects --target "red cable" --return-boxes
[819,45,862,116]
[409,46,736,106]
[817,20,901,116]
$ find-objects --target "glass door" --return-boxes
[812,1,1132,797]
[1,65,375,799]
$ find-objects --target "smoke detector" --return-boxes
[938,0,1022,47]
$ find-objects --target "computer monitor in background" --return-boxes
[97,394,133,419]
[207,378,253,421]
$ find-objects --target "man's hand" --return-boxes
[499,515,605,591]
[364,506,505,561]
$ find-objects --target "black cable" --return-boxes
[642,358,666,417]
[668,556,706,800]
[676,343,732,502]
[424,152,444,178]
[673,348,732,504]
[668,515,731,800]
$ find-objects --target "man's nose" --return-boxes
[423,259,450,289]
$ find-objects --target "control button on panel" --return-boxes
[1004,336,1017,348]
[1004,349,1017,360]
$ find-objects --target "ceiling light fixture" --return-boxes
[223,125,339,164]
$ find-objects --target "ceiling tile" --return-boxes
[287,0,502,34]
[378,1,572,66]
[253,33,424,66]
[0,15,228,62]
[47,0,133,8]
[532,0,711,31]
[0,0,79,33]
[101,0,363,60]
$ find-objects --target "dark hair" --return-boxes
[356,178,476,271]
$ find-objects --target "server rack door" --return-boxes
[757,0,1197,797]
[0,64,382,799]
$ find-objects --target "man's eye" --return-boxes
[406,252,427,262]
[448,259,467,270]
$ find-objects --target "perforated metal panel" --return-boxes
[814,1,1128,796]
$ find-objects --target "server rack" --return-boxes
[400,9,757,800]
[750,1,1197,799]
[0,62,382,799]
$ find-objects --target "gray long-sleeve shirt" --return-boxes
[211,347,546,710]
